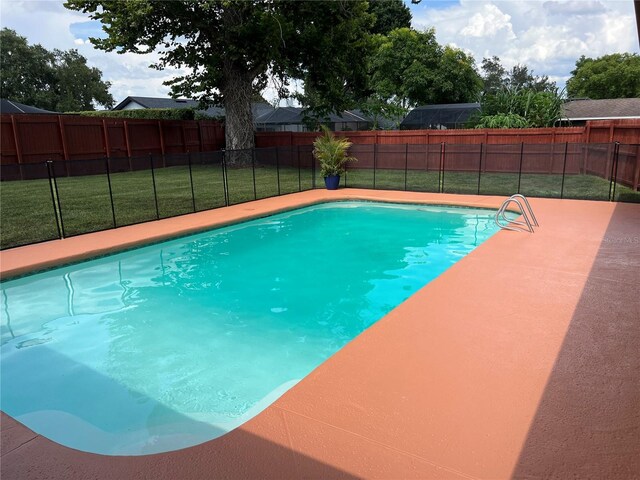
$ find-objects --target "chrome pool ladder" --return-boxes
[495,194,539,233]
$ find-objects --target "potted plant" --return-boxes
[312,126,357,190]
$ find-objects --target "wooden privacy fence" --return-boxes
[257,126,584,146]
[255,119,640,147]
[2,115,639,189]
[255,120,640,191]
[0,114,224,176]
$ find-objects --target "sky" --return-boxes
[1,0,638,106]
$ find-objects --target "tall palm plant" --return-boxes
[313,126,357,177]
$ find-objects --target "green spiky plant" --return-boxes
[313,126,357,177]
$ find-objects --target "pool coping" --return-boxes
[2,189,639,479]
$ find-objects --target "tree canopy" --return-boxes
[480,56,508,95]
[369,28,482,111]
[480,56,555,94]
[436,46,483,103]
[65,0,374,149]
[508,64,555,92]
[53,49,115,112]
[0,28,114,111]
[567,53,640,99]
[368,0,412,35]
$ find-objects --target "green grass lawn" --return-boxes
[1,164,638,250]
[344,168,639,201]
[0,165,312,249]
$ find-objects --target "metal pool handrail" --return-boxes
[495,194,539,233]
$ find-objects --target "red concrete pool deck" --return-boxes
[1,189,639,479]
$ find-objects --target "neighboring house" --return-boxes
[400,103,480,130]
[0,99,57,114]
[560,98,640,125]
[113,96,401,131]
[113,96,274,120]
[254,106,372,132]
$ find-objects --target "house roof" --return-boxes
[253,102,276,119]
[0,99,57,114]
[254,106,369,125]
[401,103,480,128]
[561,98,640,120]
[113,96,200,110]
[113,96,225,117]
[254,106,302,124]
[113,96,274,119]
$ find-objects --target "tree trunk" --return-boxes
[222,67,255,153]
[220,2,259,161]
[219,3,257,158]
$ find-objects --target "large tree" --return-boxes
[567,53,640,99]
[508,64,554,92]
[65,0,373,150]
[480,56,508,95]
[370,28,482,109]
[433,46,483,104]
[0,28,113,111]
[480,56,555,94]
[53,49,115,111]
[368,0,412,35]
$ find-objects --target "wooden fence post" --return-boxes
[582,144,588,175]
[181,123,187,155]
[102,119,112,158]
[584,122,591,143]
[10,115,24,180]
[158,120,166,167]
[633,147,640,191]
[604,125,616,181]
[58,115,70,162]
[123,120,132,171]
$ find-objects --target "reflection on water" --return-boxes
[0,201,501,454]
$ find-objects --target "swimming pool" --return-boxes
[1,201,505,455]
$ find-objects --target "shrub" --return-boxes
[470,87,564,128]
[69,108,197,120]
[474,113,530,129]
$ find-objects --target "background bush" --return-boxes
[69,108,201,121]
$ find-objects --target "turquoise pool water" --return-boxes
[1,201,504,455]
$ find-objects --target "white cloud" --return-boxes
[410,0,640,91]
[2,0,88,50]
[460,4,516,39]
[1,0,181,103]
[543,1,608,16]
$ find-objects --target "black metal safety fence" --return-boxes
[341,142,639,203]
[1,142,638,250]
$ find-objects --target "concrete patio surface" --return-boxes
[1,189,639,479]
